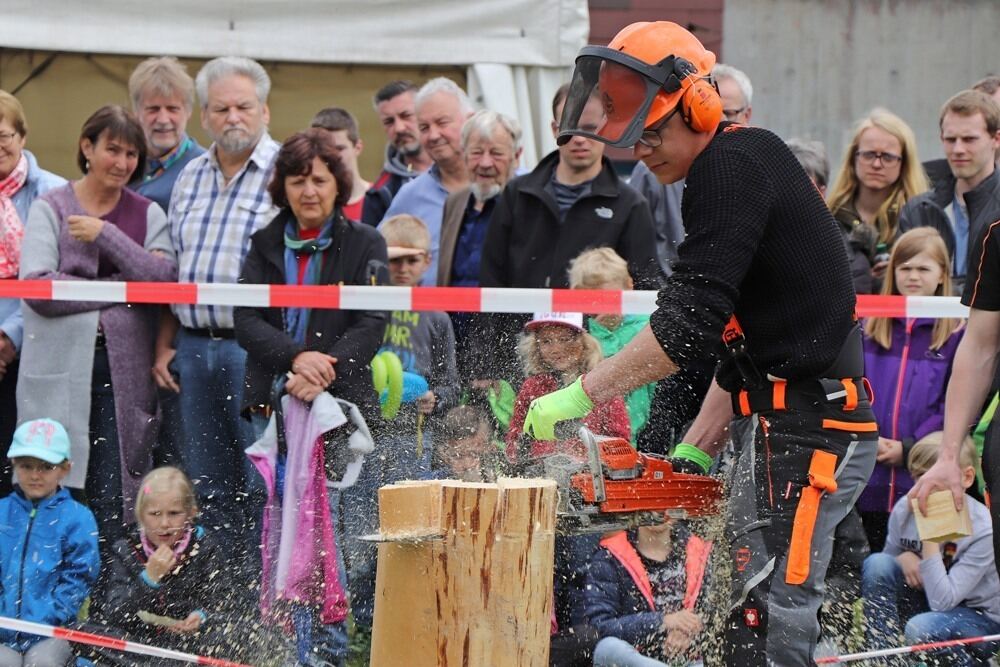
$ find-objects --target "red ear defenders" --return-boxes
[664,56,723,133]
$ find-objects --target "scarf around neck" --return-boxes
[0,153,29,279]
[284,215,336,344]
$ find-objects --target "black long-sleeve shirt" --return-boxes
[649,124,857,392]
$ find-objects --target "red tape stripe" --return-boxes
[270,284,341,309]
[0,279,52,300]
[126,281,198,305]
[412,286,481,312]
[552,288,622,314]
[856,294,906,318]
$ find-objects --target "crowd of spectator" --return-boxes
[0,50,997,666]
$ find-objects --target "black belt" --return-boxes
[184,327,236,340]
[732,377,870,416]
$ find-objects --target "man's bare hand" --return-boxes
[152,346,180,393]
[908,457,964,515]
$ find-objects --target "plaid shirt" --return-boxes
[169,133,280,328]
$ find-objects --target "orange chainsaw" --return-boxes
[555,429,724,534]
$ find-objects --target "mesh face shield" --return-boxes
[557,46,691,148]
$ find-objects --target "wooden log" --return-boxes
[370,478,557,667]
[911,489,973,543]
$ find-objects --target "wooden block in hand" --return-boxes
[910,490,973,543]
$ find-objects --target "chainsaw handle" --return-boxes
[579,427,606,503]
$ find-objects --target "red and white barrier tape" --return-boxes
[0,616,250,666]
[0,280,969,318]
[816,631,1000,663]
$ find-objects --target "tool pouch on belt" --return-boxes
[785,449,838,585]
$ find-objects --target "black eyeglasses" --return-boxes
[637,105,682,148]
[855,150,902,166]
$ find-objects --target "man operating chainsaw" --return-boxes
[523,22,878,666]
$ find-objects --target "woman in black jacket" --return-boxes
[234,128,388,423]
[233,129,388,664]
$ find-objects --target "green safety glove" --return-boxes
[522,376,594,441]
[670,442,714,475]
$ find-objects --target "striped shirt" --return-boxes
[168,134,280,328]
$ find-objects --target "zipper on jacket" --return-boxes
[15,506,37,633]
[887,318,915,511]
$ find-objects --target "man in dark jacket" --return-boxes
[479,84,659,379]
[898,90,1000,295]
[361,80,433,226]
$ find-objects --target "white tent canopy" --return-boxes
[3,0,590,165]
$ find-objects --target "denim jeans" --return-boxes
[862,551,1000,665]
[592,638,667,667]
[291,604,348,667]
[905,606,1000,666]
[340,430,432,627]
[174,330,264,589]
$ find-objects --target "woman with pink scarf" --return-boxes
[0,90,64,489]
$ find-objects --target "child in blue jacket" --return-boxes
[584,520,711,667]
[0,418,99,666]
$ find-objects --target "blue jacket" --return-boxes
[1,150,65,351]
[583,527,709,658]
[0,486,99,650]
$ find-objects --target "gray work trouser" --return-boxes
[723,397,877,666]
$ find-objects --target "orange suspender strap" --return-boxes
[600,532,655,611]
[772,380,787,411]
[841,379,858,411]
[785,449,839,585]
[738,390,751,416]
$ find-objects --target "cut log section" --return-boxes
[371,478,557,667]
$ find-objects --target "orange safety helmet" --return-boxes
[558,21,722,148]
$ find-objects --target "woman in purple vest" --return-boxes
[16,105,177,563]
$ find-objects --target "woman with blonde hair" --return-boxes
[859,227,964,550]
[827,108,929,293]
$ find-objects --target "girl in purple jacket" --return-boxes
[861,228,964,550]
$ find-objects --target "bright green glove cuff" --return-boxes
[522,376,594,441]
[672,443,713,474]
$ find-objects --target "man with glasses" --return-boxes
[522,22,876,665]
[714,63,754,124]
[479,83,659,380]
[630,63,753,278]
[899,89,1000,294]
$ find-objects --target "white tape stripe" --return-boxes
[621,290,657,315]
[905,295,968,319]
[481,288,552,313]
[52,280,126,303]
[341,285,411,311]
[198,283,269,308]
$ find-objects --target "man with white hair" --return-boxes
[129,56,206,211]
[380,77,475,285]
[714,62,753,124]
[437,110,522,381]
[152,56,279,546]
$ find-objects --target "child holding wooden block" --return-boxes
[861,433,1000,664]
